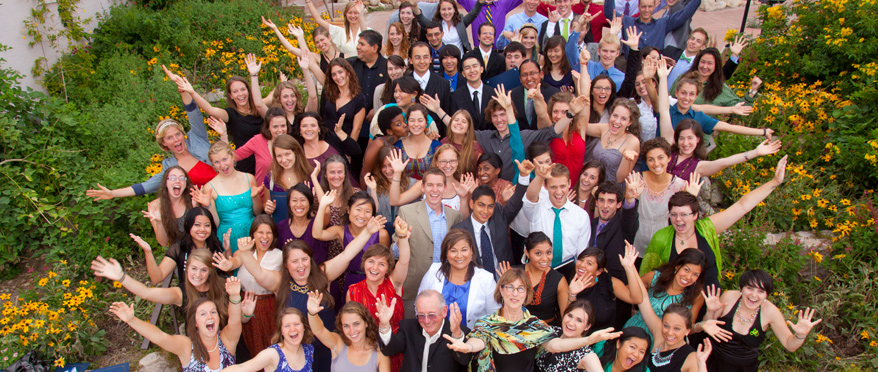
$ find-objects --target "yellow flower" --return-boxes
[48,271,57,278]
[60,260,67,265]
[38,278,48,287]
[113,281,122,288]
[862,330,870,339]
[871,341,878,347]
[840,199,851,206]
[808,251,823,263]
[54,357,65,367]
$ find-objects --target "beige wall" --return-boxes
[0,0,120,92]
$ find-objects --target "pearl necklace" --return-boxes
[735,305,759,324]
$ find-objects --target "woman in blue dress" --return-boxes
[220,308,315,372]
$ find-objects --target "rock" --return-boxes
[763,231,833,249]
[139,351,177,372]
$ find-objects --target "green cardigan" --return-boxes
[639,218,723,284]
[670,77,757,107]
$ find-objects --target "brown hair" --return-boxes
[543,35,572,77]
[271,81,305,116]
[270,134,314,191]
[671,119,708,160]
[334,301,379,348]
[433,0,462,25]
[430,144,462,182]
[249,215,279,250]
[565,298,596,335]
[675,72,703,96]
[324,58,362,103]
[667,191,700,216]
[319,154,356,206]
[185,297,221,364]
[548,92,576,139]
[271,308,314,345]
[653,248,706,307]
[548,163,571,182]
[360,244,396,275]
[275,240,335,318]
[609,98,642,139]
[662,303,694,330]
[154,119,185,151]
[438,229,477,282]
[372,145,410,195]
[183,249,229,327]
[640,137,672,162]
[421,167,448,185]
[261,106,289,140]
[384,22,411,60]
[493,267,534,306]
[447,110,479,175]
[225,76,258,116]
[484,99,516,123]
[157,165,193,245]
[575,160,606,213]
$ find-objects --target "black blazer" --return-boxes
[510,84,560,131]
[538,14,585,49]
[465,48,506,82]
[450,83,495,131]
[590,200,639,284]
[413,71,453,136]
[661,46,739,81]
[378,318,472,372]
[452,182,527,269]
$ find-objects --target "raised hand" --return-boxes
[534,161,554,179]
[686,171,704,197]
[621,26,642,49]
[571,70,581,84]
[579,48,592,65]
[394,216,412,239]
[548,9,561,23]
[109,302,135,323]
[729,34,748,57]
[622,150,638,162]
[419,94,441,113]
[279,71,288,82]
[496,261,512,277]
[174,76,196,95]
[225,276,242,297]
[261,16,278,30]
[388,149,409,175]
[223,228,232,252]
[366,215,388,235]
[161,64,181,82]
[750,75,763,91]
[311,162,321,181]
[130,234,152,254]
[787,307,822,337]
[609,16,623,36]
[455,173,477,197]
[91,256,124,281]
[701,285,726,314]
[142,202,161,223]
[569,95,589,115]
[363,172,378,191]
[443,334,473,353]
[334,114,347,139]
[656,57,670,79]
[642,58,657,80]
[701,319,733,343]
[264,199,277,214]
[696,339,712,367]
[754,139,782,156]
[86,183,114,201]
[619,240,637,269]
[213,252,234,272]
[306,291,325,315]
[493,84,513,109]
[511,30,522,43]
[567,188,577,202]
[245,53,262,76]
[190,185,211,207]
[624,171,644,200]
[773,155,788,184]
[238,236,255,254]
[501,183,516,204]
[207,116,228,139]
[288,24,305,39]
[375,294,397,326]
[241,291,257,316]
[319,189,338,207]
[589,327,623,343]
[449,302,463,336]
[568,272,595,296]
[731,102,753,116]
[515,159,536,178]
[526,84,544,101]
[560,85,575,94]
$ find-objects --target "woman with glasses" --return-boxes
[640,155,788,290]
[141,165,195,248]
[444,268,621,372]
[388,145,476,214]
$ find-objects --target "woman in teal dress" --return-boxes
[624,248,706,339]
[194,142,263,254]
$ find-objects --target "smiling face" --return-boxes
[399,7,414,25]
[578,167,601,194]
[387,63,406,81]
[533,152,553,169]
[490,108,510,133]
[275,147,297,170]
[545,175,571,208]
[546,45,564,64]
[388,26,403,47]
[599,43,620,68]
[189,215,212,245]
[411,45,432,74]
[415,294,448,335]
[525,241,553,272]
[521,29,537,49]
[669,205,698,235]
[281,313,306,346]
[330,66,348,88]
[638,0,658,22]
[394,86,416,107]
[450,112,470,136]
[314,34,332,53]
[186,258,211,289]
[551,102,570,123]
[501,278,528,307]
[253,223,274,252]
[299,117,320,142]
[645,147,669,175]
[407,110,428,136]
[470,195,496,224]
[288,190,311,219]
[462,57,484,83]
[477,162,501,186]
[286,248,311,283]
[596,192,621,223]
[340,312,368,344]
[434,149,459,177]
[356,37,376,60]
[673,263,702,289]
[442,56,459,75]
[592,79,612,106]
[325,162,346,190]
[279,88,299,113]
[676,128,700,156]
[478,26,495,48]
[421,173,447,209]
[364,255,390,282]
[446,239,473,272]
[608,105,632,135]
[675,82,699,110]
[195,301,220,337]
[740,285,768,311]
[523,0,540,13]
[162,126,187,154]
[697,54,716,79]
[686,31,707,54]
[269,116,288,139]
[519,62,541,90]
[380,157,394,179]
[347,199,374,228]
[210,149,235,176]
[635,74,652,98]
[661,312,690,347]
[345,6,360,24]
[615,337,649,370]
[575,255,600,277]
[229,81,250,109]
[165,168,187,199]
[561,308,590,337]
[439,0,455,21]
[556,0,572,16]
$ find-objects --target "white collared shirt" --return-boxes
[522,192,591,268]
[467,82,484,106]
[379,319,460,372]
[470,216,499,271]
[414,70,431,90]
[546,13,576,39]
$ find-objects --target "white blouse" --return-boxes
[237,249,283,295]
[442,21,464,57]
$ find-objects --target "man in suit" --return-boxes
[451,164,530,278]
[378,290,471,372]
[451,54,495,130]
[589,180,639,329]
[485,42,527,90]
[411,41,453,135]
[464,23,505,82]
[440,45,467,92]
[510,60,559,131]
[395,168,464,317]
[538,0,582,48]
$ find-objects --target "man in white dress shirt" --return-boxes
[522,162,591,280]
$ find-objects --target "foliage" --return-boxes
[0,260,115,369]
[23,0,97,85]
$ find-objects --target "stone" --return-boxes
[139,351,177,372]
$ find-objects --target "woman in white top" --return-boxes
[413,0,487,55]
[305,0,369,56]
[418,229,501,329]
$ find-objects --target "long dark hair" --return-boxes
[250,215,279,251]
[186,297,222,365]
[342,191,376,225]
[182,249,229,327]
[324,58,362,103]
[609,98,642,140]
[157,165,193,245]
[598,327,651,372]
[652,248,706,307]
[177,207,224,257]
[671,119,708,160]
[286,183,315,223]
[380,56,407,105]
[433,0,462,25]
[576,160,606,214]
[687,48,724,102]
[589,75,617,122]
[319,154,356,206]
[271,308,314,345]
[275,240,334,318]
[438,229,477,282]
[399,2,421,42]
[543,35,572,77]
[225,76,258,116]
[334,301,380,348]
[291,112,327,143]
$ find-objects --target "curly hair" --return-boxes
[334,301,379,348]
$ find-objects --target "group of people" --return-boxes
[85,0,823,370]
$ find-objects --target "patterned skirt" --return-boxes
[241,294,277,355]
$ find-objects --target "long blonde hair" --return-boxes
[447,110,478,174]
[384,22,411,59]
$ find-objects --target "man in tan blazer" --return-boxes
[394,168,464,318]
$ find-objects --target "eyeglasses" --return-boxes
[416,312,440,321]
[168,175,188,182]
[669,212,695,219]
[521,71,541,78]
[437,159,459,166]
[593,86,612,92]
[503,285,527,294]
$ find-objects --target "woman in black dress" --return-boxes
[569,244,644,333]
[521,232,569,326]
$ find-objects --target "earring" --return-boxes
[411,97,416,103]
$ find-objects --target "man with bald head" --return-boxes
[378,290,471,372]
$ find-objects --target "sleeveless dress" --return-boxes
[525,269,564,326]
[268,343,314,372]
[277,218,330,264]
[535,326,594,372]
[550,132,588,185]
[592,133,634,183]
[341,226,382,299]
[543,72,575,92]
[706,298,767,371]
[632,174,687,256]
[181,337,235,372]
[394,139,442,180]
[648,343,695,372]
[285,285,336,372]
[623,270,687,338]
[320,53,346,74]
[330,344,379,372]
[347,278,404,372]
[188,161,218,187]
[209,175,254,254]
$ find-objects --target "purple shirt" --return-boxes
[457,0,523,46]
[277,218,329,264]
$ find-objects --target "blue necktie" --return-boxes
[480,225,496,275]
[600,70,609,76]
[593,222,606,245]
[551,207,564,267]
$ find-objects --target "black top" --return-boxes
[320,52,346,74]
[525,269,564,326]
[576,271,617,335]
[494,347,539,372]
[536,326,593,372]
[707,297,766,371]
[648,343,695,372]
[224,107,263,175]
[164,242,226,286]
[346,55,388,115]
[320,93,367,137]
[670,231,720,289]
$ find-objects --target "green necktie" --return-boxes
[551,207,564,267]
[562,19,570,40]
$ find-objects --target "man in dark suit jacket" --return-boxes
[538,0,584,48]
[450,54,496,130]
[451,177,529,276]
[411,41,453,135]
[464,23,506,82]
[378,290,471,372]
[510,60,560,131]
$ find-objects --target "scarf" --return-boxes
[467,309,556,371]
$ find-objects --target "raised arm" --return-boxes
[306,291,345,355]
[142,201,172,248]
[235,237,282,291]
[245,53,270,118]
[323,215,388,281]
[263,17,305,58]
[551,93,579,135]
[712,121,774,140]
[175,76,229,122]
[389,217,412,291]
[617,26,643,99]
[654,58,675,144]
[631,259,664,339]
[130,233,176,284]
[312,189,345,241]
[611,241,645,304]
[388,149,422,206]
[766,304,822,352]
[304,0,335,33]
[528,85,553,129]
[92,256,183,306]
[298,53,319,112]
[220,277,244,356]
[696,140,782,177]
[526,161,551,203]
[709,155,787,234]
[109,302,191,364]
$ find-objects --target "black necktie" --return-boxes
[473,90,480,111]
[480,225,496,276]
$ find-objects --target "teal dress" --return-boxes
[210,175,254,254]
[624,270,687,339]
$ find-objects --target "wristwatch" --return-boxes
[566,111,575,119]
